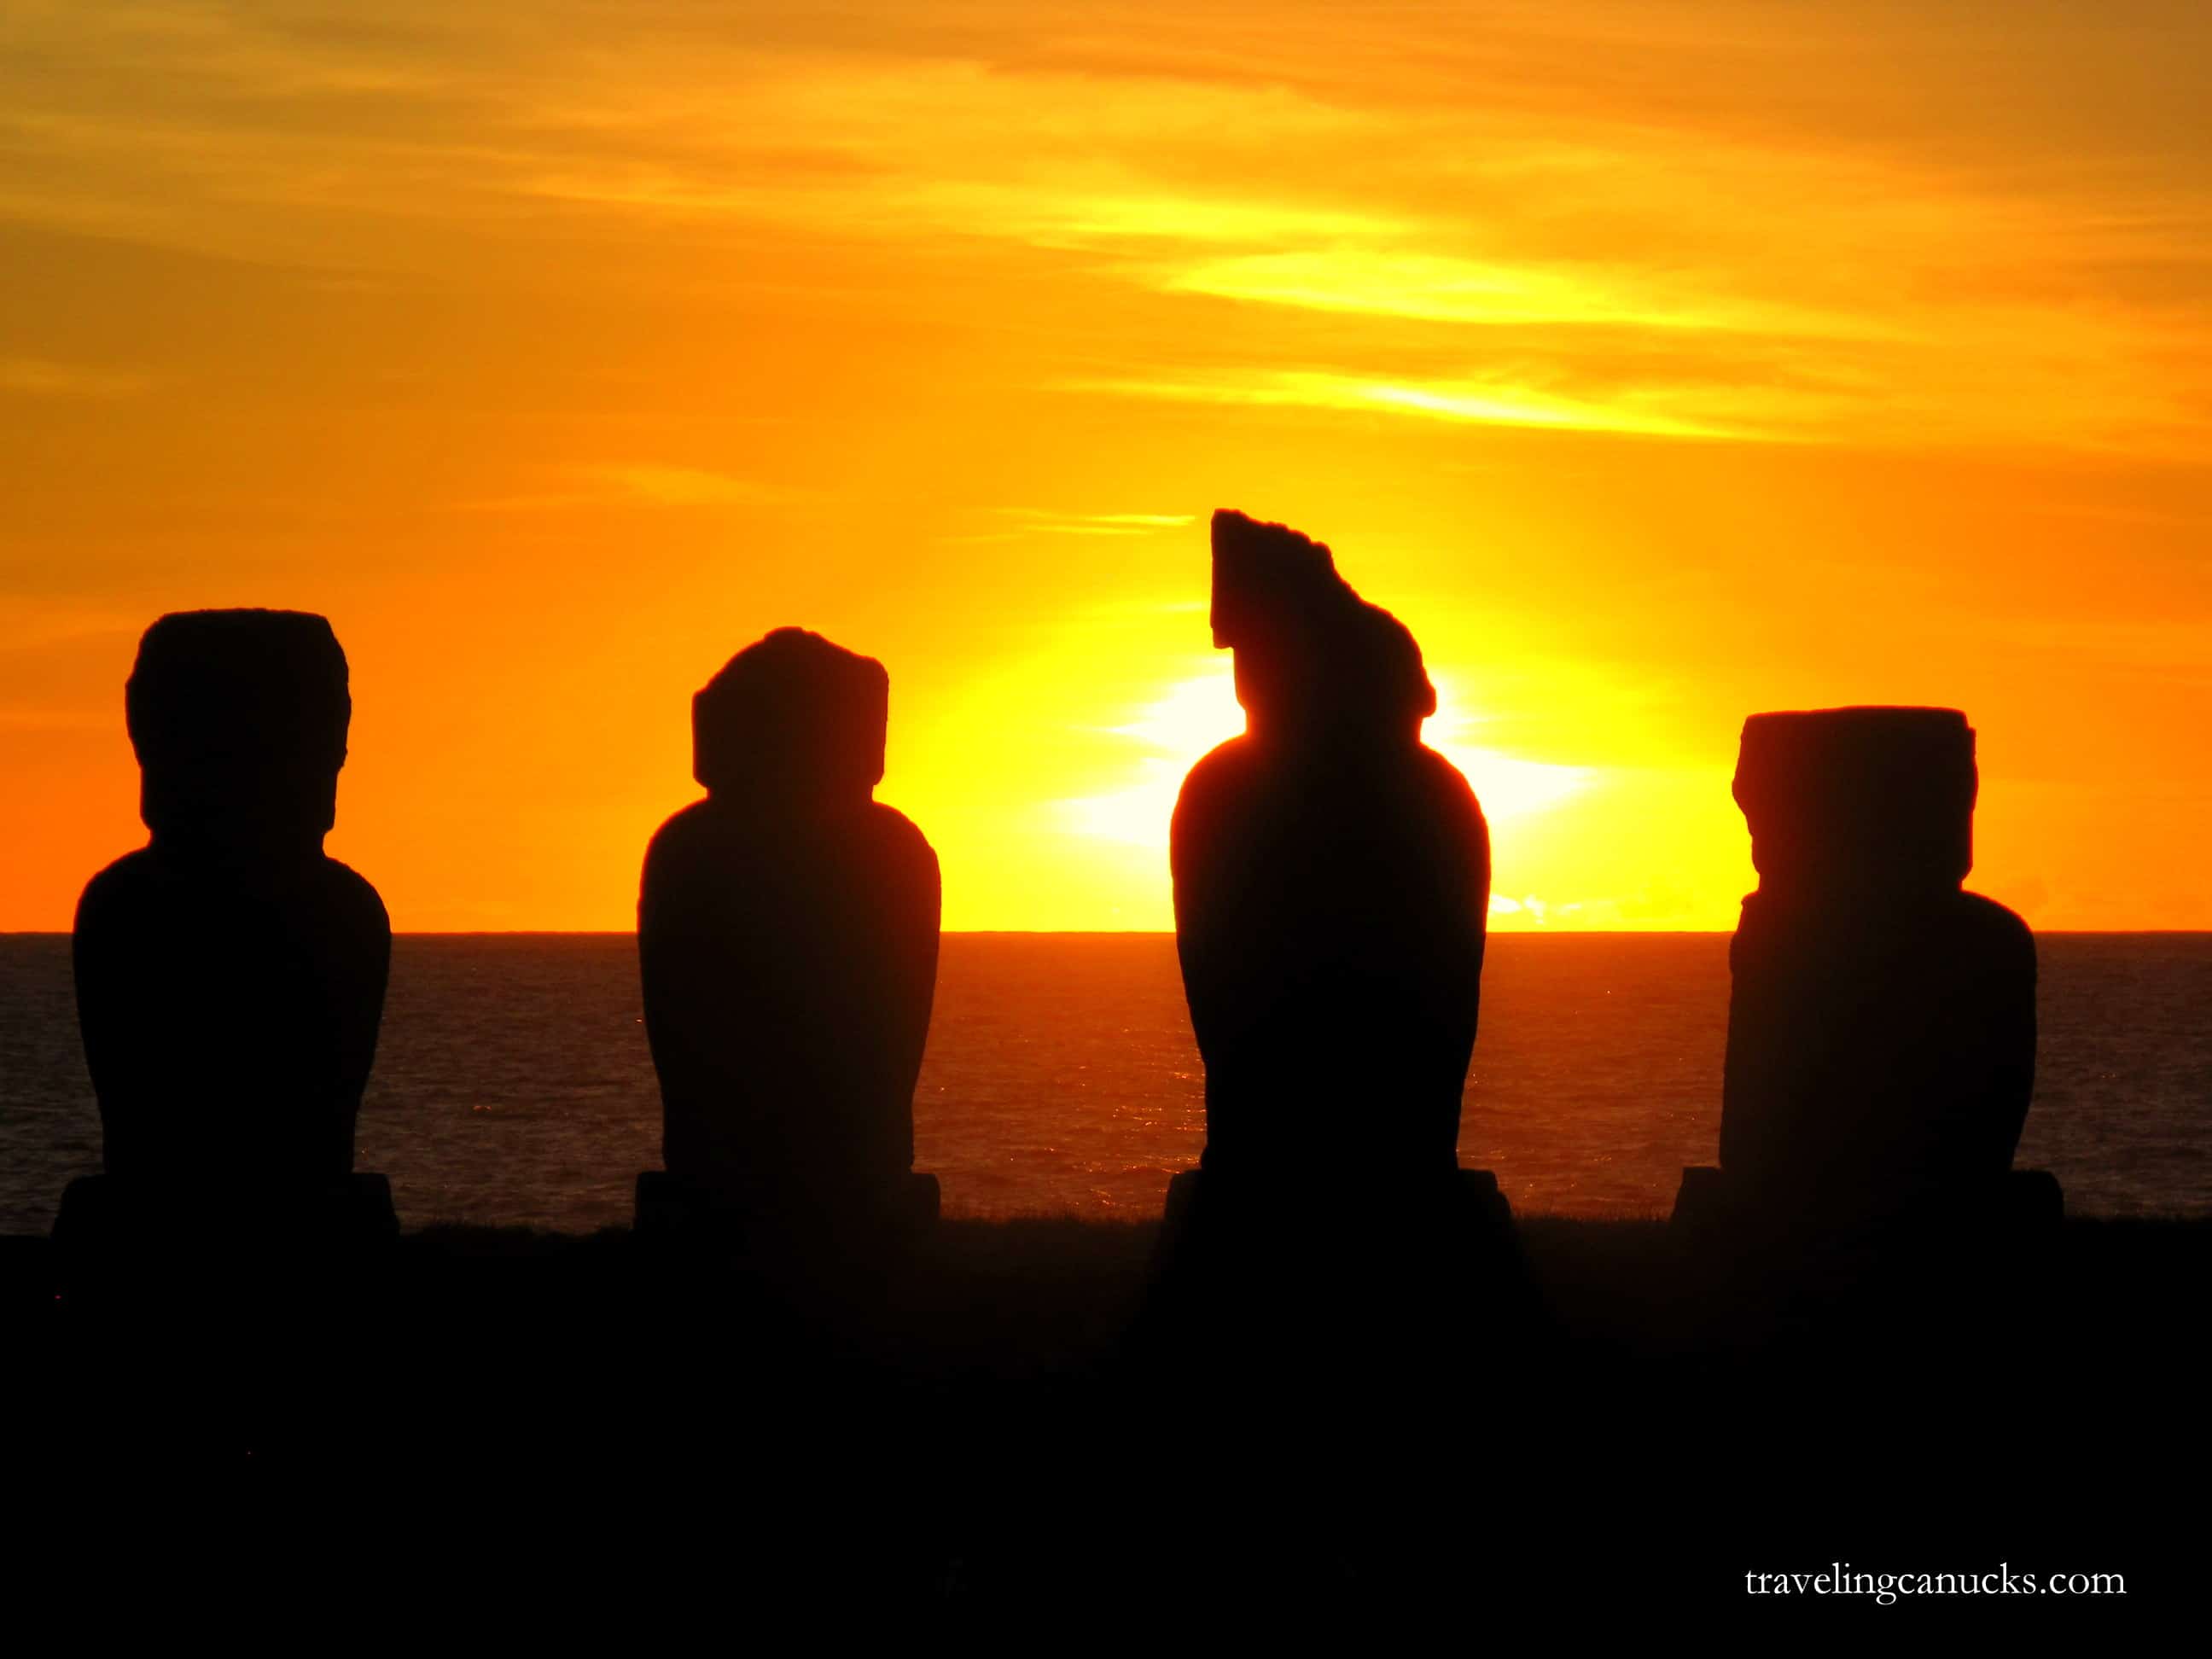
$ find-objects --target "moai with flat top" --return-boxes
[1699,707,2043,1228]
[637,628,940,1245]
[65,609,393,1264]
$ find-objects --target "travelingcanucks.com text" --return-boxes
[1745,1565,2124,1603]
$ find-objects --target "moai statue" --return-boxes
[1171,510,1493,1185]
[637,628,940,1243]
[1147,511,1518,1382]
[73,610,391,1184]
[64,610,393,1273]
[1714,707,2039,1219]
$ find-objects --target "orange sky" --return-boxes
[2,1,2207,931]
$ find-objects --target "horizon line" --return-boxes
[9,928,2212,940]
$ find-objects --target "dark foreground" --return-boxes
[2,1214,2199,1621]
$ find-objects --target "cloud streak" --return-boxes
[0,357,152,399]
[455,465,801,512]
[1068,370,1759,441]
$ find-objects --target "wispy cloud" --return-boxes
[455,464,801,512]
[1067,370,1760,441]
[1159,250,1885,340]
[0,357,151,399]
[0,597,146,652]
[591,465,797,507]
[993,508,1197,536]
[941,508,1199,544]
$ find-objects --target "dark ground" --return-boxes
[1,1214,2198,1622]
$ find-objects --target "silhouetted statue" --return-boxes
[637,628,940,1243]
[1714,707,2037,1216]
[1667,708,2057,1353]
[72,610,392,1187]
[1172,510,1493,1181]
[1143,511,1517,1384]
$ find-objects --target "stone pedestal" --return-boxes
[1671,1163,2064,1245]
[50,1171,398,1302]
[0,1236,56,1318]
[633,1168,941,1249]
[1141,1163,1537,1375]
[1159,1164,1512,1244]
[1670,1162,2064,1348]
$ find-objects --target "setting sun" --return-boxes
[1059,665,1594,929]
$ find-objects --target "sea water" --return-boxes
[1,933,2205,1232]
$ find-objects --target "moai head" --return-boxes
[692,627,890,806]
[125,609,352,859]
[1209,509,1435,745]
[1733,707,1978,897]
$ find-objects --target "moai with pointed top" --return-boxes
[72,610,392,1192]
[1713,707,2040,1220]
[1146,511,1518,1382]
[1171,510,1493,1187]
[637,628,940,1239]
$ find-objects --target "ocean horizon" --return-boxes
[4,930,2208,1234]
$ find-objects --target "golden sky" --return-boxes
[3,1,2207,930]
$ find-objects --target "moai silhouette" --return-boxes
[637,628,940,1247]
[64,609,393,1272]
[1674,707,2056,1349]
[1150,511,1521,1383]
[1718,708,2037,1210]
[1172,510,1492,1182]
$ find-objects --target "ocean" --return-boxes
[2,932,2207,1233]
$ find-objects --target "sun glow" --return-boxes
[1058,668,1594,870]
[1057,667,1244,848]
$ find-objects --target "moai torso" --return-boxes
[1172,512,1491,1180]
[73,611,391,1184]
[1719,707,2035,1208]
[637,629,940,1210]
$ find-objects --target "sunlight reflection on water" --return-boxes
[0,933,2205,1231]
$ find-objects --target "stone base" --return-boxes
[1668,1166,2066,1346]
[1162,1164,1512,1237]
[54,1172,398,1249]
[634,1169,940,1246]
[50,1172,398,1301]
[1670,1164,2064,1245]
[1151,1163,1522,1291]
[0,1234,55,1314]
[1138,1166,1539,1370]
